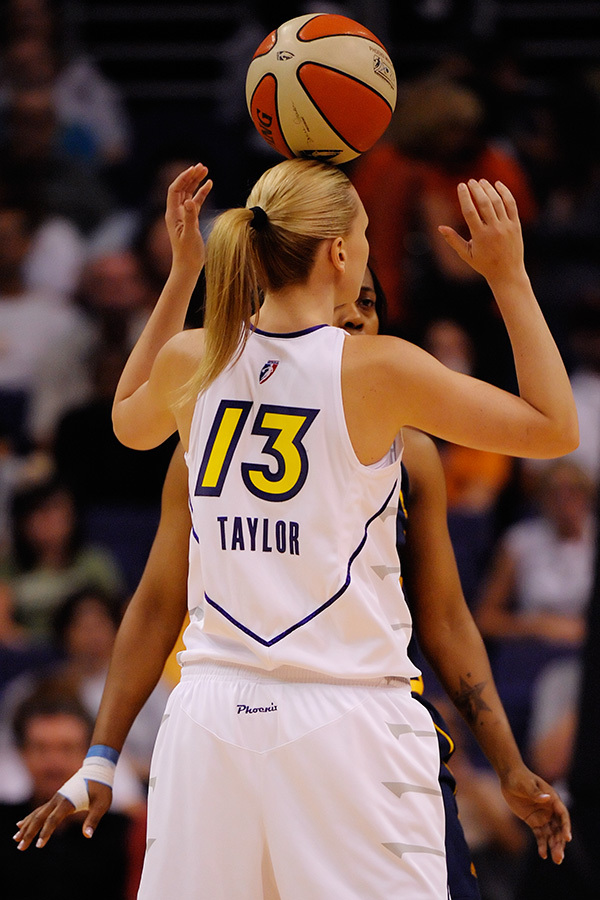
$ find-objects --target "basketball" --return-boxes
[245,13,397,164]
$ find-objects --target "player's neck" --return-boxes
[257,283,334,333]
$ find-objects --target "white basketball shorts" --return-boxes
[137,661,447,899]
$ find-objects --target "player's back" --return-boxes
[182,323,419,680]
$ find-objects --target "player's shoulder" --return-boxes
[154,328,205,386]
[164,327,205,358]
[342,333,415,372]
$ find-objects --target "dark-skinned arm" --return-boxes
[14,444,190,850]
[401,427,571,864]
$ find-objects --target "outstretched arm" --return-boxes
[14,445,191,850]
[402,428,571,864]
[346,180,578,462]
[438,179,573,446]
[112,164,212,449]
[432,180,577,457]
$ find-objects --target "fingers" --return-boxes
[464,178,511,226]
[167,163,212,206]
[82,782,113,839]
[14,795,75,851]
[455,181,482,232]
[549,834,566,865]
[533,825,549,860]
[531,800,572,865]
[479,179,509,220]
[494,180,519,221]
[35,796,77,848]
[192,178,213,207]
[168,163,209,200]
[182,179,213,220]
[456,178,518,229]
[437,225,470,262]
[465,179,499,225]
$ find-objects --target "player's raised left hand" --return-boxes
[165,163,213,274]
[499,764,571,864]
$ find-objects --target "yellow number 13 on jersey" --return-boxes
[194,400,319,502]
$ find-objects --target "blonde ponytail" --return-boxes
[195,207,258,396]
[182,158,358,401]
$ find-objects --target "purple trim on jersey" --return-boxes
[188,496,200,544]
[251,324,329,339]
[204,479,398,646]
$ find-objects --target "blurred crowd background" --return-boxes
[1,1,599,898]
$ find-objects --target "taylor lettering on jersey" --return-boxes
[217,516,300,555]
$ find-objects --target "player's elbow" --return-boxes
[563,414,580,454]
[544,415,579,459]
[112,399,176,450]
[112,404,139,449]
[112,402,149,450]
[561,425,580,456]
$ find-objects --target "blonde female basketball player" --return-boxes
[16,160,576,898]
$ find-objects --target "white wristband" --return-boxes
[58,745,118,812]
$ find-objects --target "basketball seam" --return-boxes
[295,15,385,50]
[252,28,278,60]
[295,62,393,155]
[250,73,294,159]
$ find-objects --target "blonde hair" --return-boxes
[183,158,358,400]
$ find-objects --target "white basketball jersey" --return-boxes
[181,324,419,680]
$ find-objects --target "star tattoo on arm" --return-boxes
[454,676,492,726]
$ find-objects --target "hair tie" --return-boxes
[249,206,268,231]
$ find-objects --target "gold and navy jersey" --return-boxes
[181,324,419,680]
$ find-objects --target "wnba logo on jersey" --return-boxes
[259,359,279,384]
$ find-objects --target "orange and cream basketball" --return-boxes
[246,13,397,164]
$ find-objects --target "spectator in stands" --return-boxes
[351,75,536,387]
[475,460,595,747]
[0,203,82,449]
[0,590,156,813]
[0,0,131,167]
[522,294,600,499]
[527,655,581,791]
[0,477,124,639]
[423,318,512,514]
[0,578,58,697]
[0,587,167,806]
[421,317,512,604]
[564,296,600,484]
[52,341,176,592]
[0,690,144,899]
[0,86,115,235]
[27,250,153,450]
[51,587,170,785]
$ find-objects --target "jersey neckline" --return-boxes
[251,323,329,339]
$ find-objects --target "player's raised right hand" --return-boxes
[438,178,525,286]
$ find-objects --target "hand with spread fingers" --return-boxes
[13,780,113,851]
[438,178,525,284]
[164,162,213,274]
[500,764,572,865]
